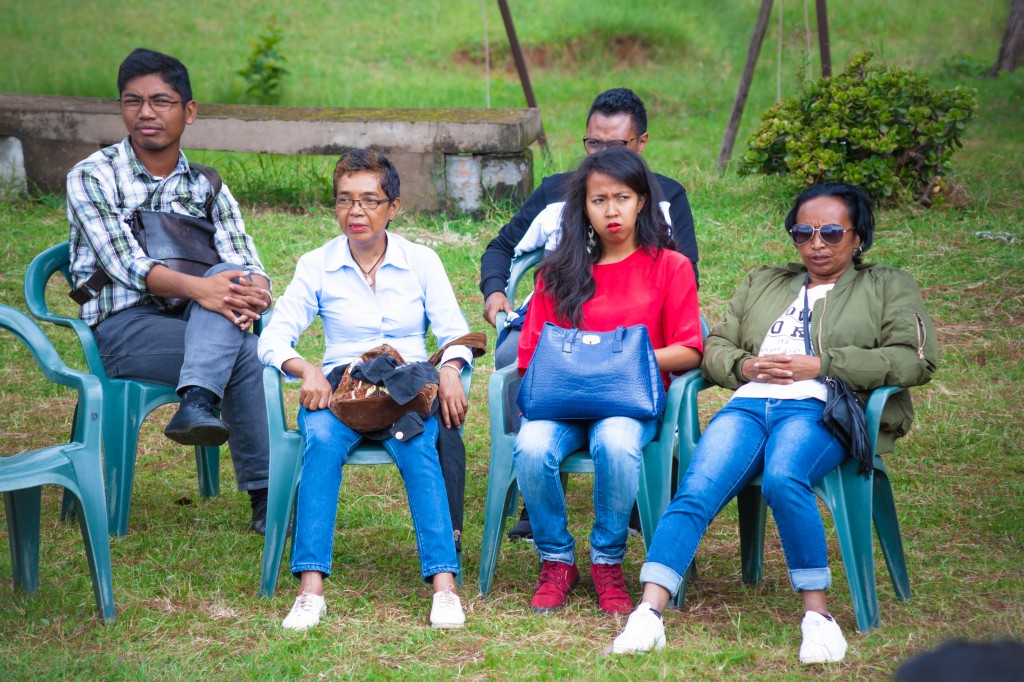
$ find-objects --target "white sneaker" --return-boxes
[611,602,666,654]
[282,592,326,630]
[799,611,847,663]
[430,587,466,629]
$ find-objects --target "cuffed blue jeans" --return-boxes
[641,397,846,595]
[514,416,657,566]
[94,263,269,491]
[290,407,459,583]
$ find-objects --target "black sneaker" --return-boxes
[507,505,533,542]
[164,389,230,446]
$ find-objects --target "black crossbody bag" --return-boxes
[802,277,873,475]
[69,164,223,314]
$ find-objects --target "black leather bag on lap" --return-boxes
[130,209,220,313]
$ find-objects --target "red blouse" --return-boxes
[518,247,703,386]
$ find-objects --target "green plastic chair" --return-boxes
[0,304,115,622]
[493,248,545,351]
[24,243,221,536]
[259,363,473,598]
[671,375,912,632]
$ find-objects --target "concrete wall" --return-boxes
[0,94,541,211]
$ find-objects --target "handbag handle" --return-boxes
[559,326,627,353]
[562,328,578,353]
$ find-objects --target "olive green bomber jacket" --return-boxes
[701,262,939,453]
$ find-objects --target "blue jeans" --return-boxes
[94,263,269,491]
[514,416,657,565]
[641,398,847,594]
[290,407,458,582]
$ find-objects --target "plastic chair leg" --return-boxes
[60,487,77,522]
[820,462,880,632]
[4,488,42,593]
[103,416,142,537]
[195,445,220,498]
[69,488,116,622]
[738,485,767,586]
[61,404,80,522]
[259,477,299,598]
[504,484,519,520]
[873,469,911,602]
[670,559,697,608]
[478,458,517,596]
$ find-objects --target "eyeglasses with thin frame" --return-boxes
[335,196,392,210]
[582,137,638,153]
[788,223,854,245]
[119,96,183,112]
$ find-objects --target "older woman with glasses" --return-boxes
[258,149,473,631]
[611,183,938,663]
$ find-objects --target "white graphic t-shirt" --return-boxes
[732,284,834,402]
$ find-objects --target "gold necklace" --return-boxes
[351,237,387,286]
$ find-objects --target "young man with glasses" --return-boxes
[479,88,699,540]
[66,48,271,534]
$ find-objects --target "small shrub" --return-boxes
[739,51,977,205]
[236,15,289,105]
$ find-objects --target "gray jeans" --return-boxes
[94,263,269,491]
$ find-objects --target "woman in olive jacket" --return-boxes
[611,183,938,662]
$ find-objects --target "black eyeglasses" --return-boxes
[788,223,854,245]
[335,197,391,210]
[582,137,637,153]
[119,96,182,112]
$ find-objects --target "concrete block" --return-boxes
[481,151,532,204]
[387,152,444,212]
[0,94,540,212]
[445,155,483,213]
[0,137,27,198]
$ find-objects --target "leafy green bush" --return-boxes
[739,52,977,205]
[236,15,289,104]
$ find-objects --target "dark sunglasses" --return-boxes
[788,223,854,245]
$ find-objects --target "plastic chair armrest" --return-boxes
[504,249,544,309]
[865,386,906,451]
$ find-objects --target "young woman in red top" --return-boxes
[514,146,703,615]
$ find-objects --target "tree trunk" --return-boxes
[992,0,1024,74]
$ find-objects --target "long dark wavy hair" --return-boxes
[540,146,673,327]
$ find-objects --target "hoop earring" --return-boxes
[586,225,596,252]
[853,246,863,258]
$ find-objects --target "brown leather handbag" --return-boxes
[328,333,487,433]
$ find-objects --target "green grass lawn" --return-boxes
[1,1,1023,679]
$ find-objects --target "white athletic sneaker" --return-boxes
[430,587,466,629]
[611,602,666,654]
[799,611,848,663]
[282,592,326,630]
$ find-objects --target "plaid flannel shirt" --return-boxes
[67,138,268,326]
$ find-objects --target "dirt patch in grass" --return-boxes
[924,274,1024,349]
[453,35,657,73]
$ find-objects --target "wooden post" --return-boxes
[991,0,1024,75]
[717,0,775,175]
[816,0,832,78]
[496,0,550,158]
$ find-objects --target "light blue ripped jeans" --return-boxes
[513,416,657,566]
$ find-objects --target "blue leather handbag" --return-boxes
[516,322,665,421]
